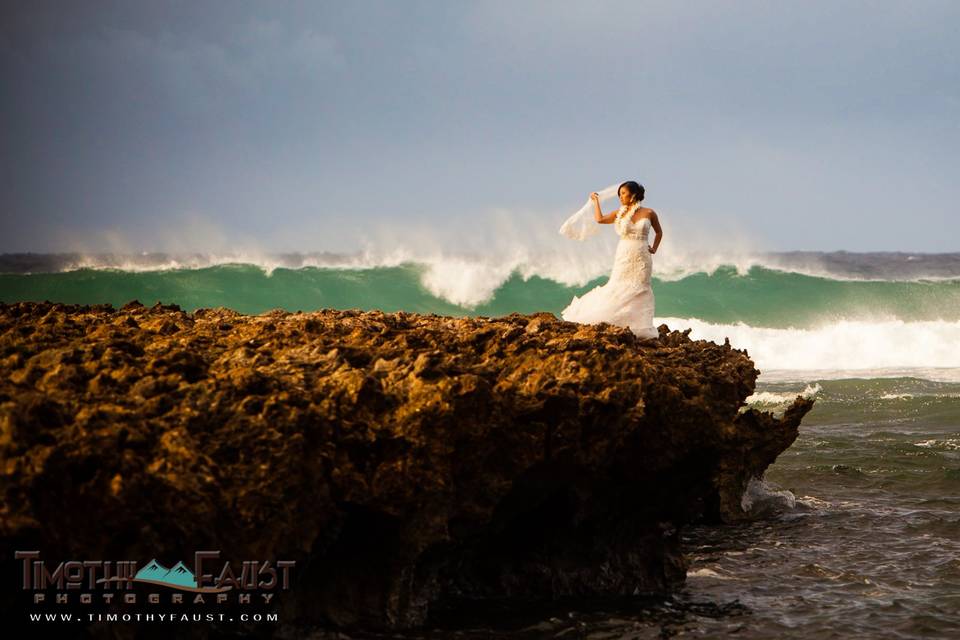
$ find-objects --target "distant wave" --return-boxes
[4,250,960,284]
[3,259,960,326]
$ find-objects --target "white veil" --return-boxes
[557,182,623,241]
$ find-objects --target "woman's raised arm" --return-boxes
[591,193,618,224]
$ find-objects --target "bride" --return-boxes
[560,181,663,340]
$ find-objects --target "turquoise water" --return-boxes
[3,263,960,328]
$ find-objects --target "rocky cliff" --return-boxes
[0,301,812,633]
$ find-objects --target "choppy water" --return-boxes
[681,378,960,639]
[4,251,959,637]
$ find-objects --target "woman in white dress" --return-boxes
[560,181,663,339]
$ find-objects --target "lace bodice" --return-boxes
[615,206,652,241]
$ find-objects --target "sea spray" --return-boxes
[3,252,960,378]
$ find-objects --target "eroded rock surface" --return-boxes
[0,301,813,632]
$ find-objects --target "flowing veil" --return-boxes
[557,182,623,241]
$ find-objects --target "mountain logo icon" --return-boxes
[132,559,227,592]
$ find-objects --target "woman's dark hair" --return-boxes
[618,181,645,202]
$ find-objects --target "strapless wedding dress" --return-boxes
[561,207,658,339]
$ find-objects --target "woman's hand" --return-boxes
[589,192,600,202]
[648,245,657,254]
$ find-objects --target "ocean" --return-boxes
[3,250,959,638]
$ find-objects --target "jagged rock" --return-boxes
[0,301,812,633]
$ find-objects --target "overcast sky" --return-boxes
[2,0,958,254]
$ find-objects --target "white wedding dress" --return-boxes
[560,203,658,339]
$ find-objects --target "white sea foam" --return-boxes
[740,477,797,515]
[28,245,960,317]
[419,255,519,308]
[796,495,832,510]
[53,252,295,276]
[686,568,739,580]
[41,248,960,282]
[20,207,960,286]
[884,392,960,399]
[746,383,822,406]
[914,439,960,450]
[657,317,960,380]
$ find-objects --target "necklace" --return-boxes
[617,201,643,224]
